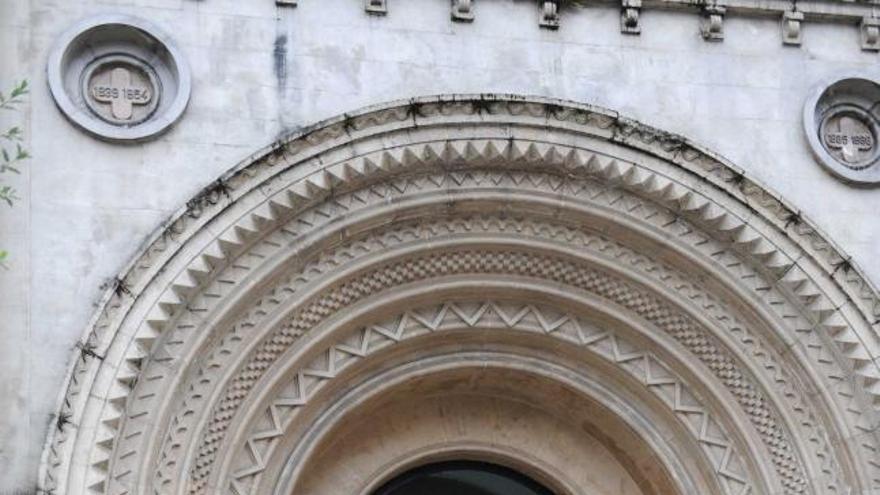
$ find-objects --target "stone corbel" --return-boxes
[781,10,803,46]
[700,4,725,41]
[621,0,641,35]
[365,0,387,15]
[452,0,475,22]
[860,16,880,51]
[539,0,560,29]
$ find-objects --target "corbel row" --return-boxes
[777,8,880,50]
[451,0,558,26]
[274,0,880,51]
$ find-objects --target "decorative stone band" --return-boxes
[229,299,754,495]
[86,133,880,495]
[91,117,880,495]
[39,95,880,495]
[286,0,880,48]
[153,199,841,495]
[189,246,802,494]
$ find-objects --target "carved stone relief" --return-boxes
[781,10,804,46]
[538,1,560,29]
[47,15,190,142]
[270,0,880,48]
[289,363,671,495]
[451,0,474,22]
[365,0,387,15]
[184,238,799,495]
[82,55,159,125]
[228,298,756,495]
[621,0,642,34]
[861,16,880,51]
[38,96,880,495]
[804,75,880,185]
[700,4,725,41]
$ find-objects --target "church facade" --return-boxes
[1,1,880,494]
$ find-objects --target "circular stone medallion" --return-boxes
[818,105,878,170]
[48,15,190,142]
[804,75,880,185]
[82,55,160,126]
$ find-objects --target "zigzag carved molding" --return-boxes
[40,96,880,495]
[179,245,806,495]
[230,301,752,495]
[139,171,855,495]
[227,300,753,495]
[129,170,860,495]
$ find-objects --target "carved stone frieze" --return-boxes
[190,248,797,494]
[271,0,880,50]
[148,204,844,495]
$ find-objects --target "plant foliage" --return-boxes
[0,80,29,267]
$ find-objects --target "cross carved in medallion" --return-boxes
[90,67,152,120]
[823,115,874,164]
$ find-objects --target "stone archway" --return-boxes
[40,95,880,495]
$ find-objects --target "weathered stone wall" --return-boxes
[1,0,879,491]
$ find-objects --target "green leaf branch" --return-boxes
[0,80,29,110]
[1,79,28,269]
[1,80,28,208]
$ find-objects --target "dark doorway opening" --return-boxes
[372,460,556,495]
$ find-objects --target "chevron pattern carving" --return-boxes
[130,169,853,495]
[41,97,880,495]
[183,247,804,495]
[229,301,753,495]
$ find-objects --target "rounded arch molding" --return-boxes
[39,94,880,495]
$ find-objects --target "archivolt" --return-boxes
[40,95,880,495]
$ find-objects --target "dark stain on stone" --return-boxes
[274,34,288,89]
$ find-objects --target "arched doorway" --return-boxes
[370,460,554,495]
[40,95,880,495]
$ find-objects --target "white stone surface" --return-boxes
[1,0,880,490]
